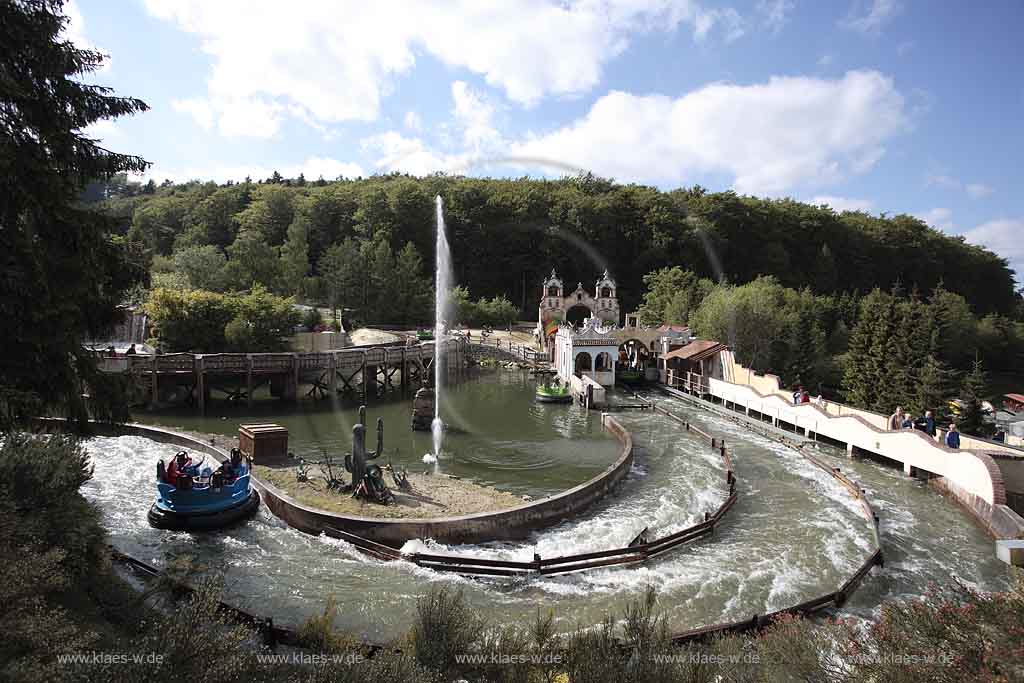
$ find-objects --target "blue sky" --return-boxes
[69,0,1022,280]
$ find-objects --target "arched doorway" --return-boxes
[595,352,612,371]
[574,352,592,377]
[618,339,650,369]
[566,304,591,326]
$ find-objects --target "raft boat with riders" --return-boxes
[148,447,261,530]
[535,378,572,403]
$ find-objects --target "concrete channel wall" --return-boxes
[255,413,635,545]
[707,355,1024,539]
[38,416,635,545]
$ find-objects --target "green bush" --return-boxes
[302,306,324,331]
[145,285,300,352]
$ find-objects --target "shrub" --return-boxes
[145,285,300,352]
[411,586,484,674]
[302,307,324,332]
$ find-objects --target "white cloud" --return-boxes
[841,0,901,35]
[451,81,501,152]
[695,7,745,42]
[362,131,459,176]
[757,0,795,34]
[926,172,995,199]
[403,111,423,132]
[172,98,215,131]
[171,96,283,138]
[61,0,111,72]
[510,70,909,194]
[145,0,746,137]
[818,54,834,67]
[963,219,1024,277]
[926,173,960,190]
[915,207,953,231]
[809,195,874,212]
[143,156,364,184]
[82,119,118,141]
[966,183,995,199]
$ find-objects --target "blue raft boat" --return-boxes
[148,449,261,531]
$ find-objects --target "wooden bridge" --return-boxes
[106,339,471,414]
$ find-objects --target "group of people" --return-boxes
[790,387,966,449]
[159,448,245,490]
[888,406,960,448]
[102,344,138,356]
[791,385,826,407]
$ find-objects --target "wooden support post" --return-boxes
[151,355,158,405]
[196,356,206,415]
[328,353,337,395]
[246,354,254,408]
[400,349,407,393]
[363,362,375,401]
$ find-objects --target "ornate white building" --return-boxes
[554,316,618,390]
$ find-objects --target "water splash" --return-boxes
[433,195,452,465]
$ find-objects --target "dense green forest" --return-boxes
[96,172,1021,324]
[638,266,1023,411]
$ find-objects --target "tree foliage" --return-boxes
[145,286,299,352]
[1,0,150,427]
[98,177,1021,333]
[637,267,716,326]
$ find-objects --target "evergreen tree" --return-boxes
[957,357,994,438]
[883,289,931,412]
[812,243,838,292]
[224,229,282,291]
[280,216,311,297]
[842,289,887,409]
[362,233,396,322]
[913,352,956,423]
[1,0,149,426]
[866,290,903,413]
[319,238,361,320]
[929,283,978,369]
[392,242,431,324]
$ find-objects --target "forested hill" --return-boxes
[98,173,1019,318]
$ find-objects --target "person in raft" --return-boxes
[165,451,191,487]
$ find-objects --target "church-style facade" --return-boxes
[537,268,620,352]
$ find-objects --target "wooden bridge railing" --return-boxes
[120,339,469,376]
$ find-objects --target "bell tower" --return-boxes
[594,269,619,325]
[539,268,564,322]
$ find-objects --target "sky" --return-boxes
[69,0,1023,281]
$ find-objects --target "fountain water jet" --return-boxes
[431,195,452,468]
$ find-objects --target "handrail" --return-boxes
[113,338,471,374]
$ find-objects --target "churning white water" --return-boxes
[80,385,1012,641]
[432,194,452,463]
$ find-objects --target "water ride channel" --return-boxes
[81,369,1011,643]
